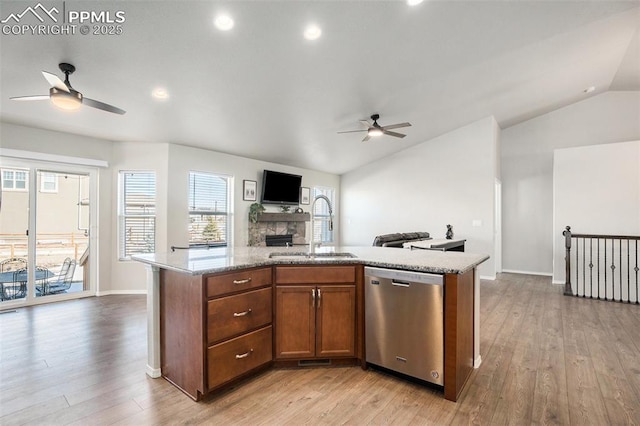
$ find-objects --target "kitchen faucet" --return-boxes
[309,194,334,255]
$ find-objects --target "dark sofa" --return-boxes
[372,232,431,248]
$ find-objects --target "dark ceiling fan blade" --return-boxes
[382,122,411,130]
[337,129,367,134]
[10,95,50,101]
[42,71,69,92]
[362,134,371,142]
[383,130,406,138]
[83,97,126,115]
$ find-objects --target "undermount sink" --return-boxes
[269,251,357,260]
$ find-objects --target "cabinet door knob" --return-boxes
[233,309,252,317]
[233,278,252,285]
[235,349,254,359]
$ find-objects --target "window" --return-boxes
[312,186,335,244]
[40,172,58,193]
[2,168,28,191]
[118,171,156,260]
[188,172,230,247]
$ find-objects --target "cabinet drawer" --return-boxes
[207,287,272,344]
[207,326,272,390]
[206,267,272,298]
[275,265,356,285]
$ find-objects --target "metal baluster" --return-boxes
[576,238,587,296]
[576,237,580,296]
[597,239,601,299]
[604,239,608,300]
[589,238,593,299]
[636,240,639,305]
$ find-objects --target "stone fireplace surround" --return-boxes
[248,212,310,246]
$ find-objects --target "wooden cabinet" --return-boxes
[160,266,272,400]
[275,265,356,360]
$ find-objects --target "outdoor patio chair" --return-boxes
[0,257,27,273]
[1,268,28,300]
[46,259,76,294]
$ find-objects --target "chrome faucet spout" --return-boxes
[309,194,334,255]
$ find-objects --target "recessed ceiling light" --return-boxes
[304,24,322,41]
[152,87,169,100]
[407,0,424,6]
[214,14,234,31]
[583,86,596,94]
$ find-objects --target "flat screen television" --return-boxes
[260,170,302,205]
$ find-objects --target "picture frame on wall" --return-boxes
[300,187,310,205]
[243,180,257,201]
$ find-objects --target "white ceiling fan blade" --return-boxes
[42,71,69,92]
[383,130,406,138]
[83,97,126,115]
[383,122,411,130]
[359,120,372,128]
[362,134,371,142]
[337,129,367,134]
[10,95,50,101]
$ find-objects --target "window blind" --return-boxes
[188,172,229,246]
[119,172,156,259]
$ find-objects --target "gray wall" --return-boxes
[340,116,500,279]
[501,91,640,275]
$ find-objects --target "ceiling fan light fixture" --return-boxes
[304,24,322,41]
[407,0,424,5]
[368,128,383,137]
[214,14,234,31]
[50,87,82,111]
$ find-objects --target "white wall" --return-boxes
[340,116,499,279]
[0,122,114,295]
[109,141,169,294]
[501,91,640,275]
[552,141,640,282]
[0,123,340,293]
[165,144,340,249]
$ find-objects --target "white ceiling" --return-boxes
[1,1,639,175]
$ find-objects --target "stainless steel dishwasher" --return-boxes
[364,266,444,385]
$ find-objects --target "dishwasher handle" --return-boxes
[392,280,411,287]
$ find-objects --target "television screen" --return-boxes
[261,170,302,205]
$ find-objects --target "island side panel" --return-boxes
[444,268,475,402]
[160,269,205,400]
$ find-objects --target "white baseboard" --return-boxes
[551,280,565,285]
[479,275,496,281]
[146,365,162,378]
[500,269,553,277]
[96,290,147,296]
[474,355,482,369]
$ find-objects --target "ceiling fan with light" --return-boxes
[10,63,126,115]
[338,114,411,142]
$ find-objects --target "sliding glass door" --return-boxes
[0,160,96,307]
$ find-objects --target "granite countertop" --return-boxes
[132,245,489,276]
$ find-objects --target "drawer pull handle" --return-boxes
[233,309,252,317]
[235,349,254,359]
[233,278,252,285]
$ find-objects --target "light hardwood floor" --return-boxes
[1,273,639,425]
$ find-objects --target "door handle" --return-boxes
[317,289,321,308]
[311,288,316,308]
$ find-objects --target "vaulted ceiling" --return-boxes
[1,1,639,174]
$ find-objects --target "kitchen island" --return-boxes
[133,246,488,402]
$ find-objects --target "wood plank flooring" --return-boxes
[1,273,639,425]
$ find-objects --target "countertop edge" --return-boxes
[132,253,490,276]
